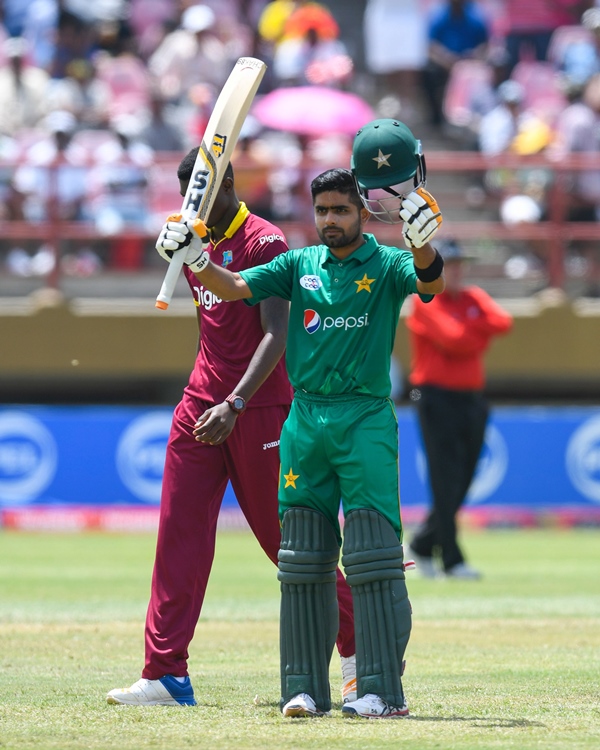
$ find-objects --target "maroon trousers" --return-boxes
[143,397,355,679]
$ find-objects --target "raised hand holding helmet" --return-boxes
[400,188,443,249]
[155,213,211,273]
[350,118,427,224]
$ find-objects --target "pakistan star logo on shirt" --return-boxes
[283,468,299,489]
[355,274,375,293]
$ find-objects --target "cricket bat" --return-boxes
[155,57,267,310]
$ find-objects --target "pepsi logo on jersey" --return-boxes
[303,309,370,333]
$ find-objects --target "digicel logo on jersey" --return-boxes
[193,285,222,310]
[303,309,369,333]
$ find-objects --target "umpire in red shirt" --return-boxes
[406,239,513,579]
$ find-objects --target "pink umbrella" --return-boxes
[252,86,376,136]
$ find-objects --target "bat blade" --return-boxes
[155,57,266,310]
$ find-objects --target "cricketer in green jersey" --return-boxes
[160,119,445,721]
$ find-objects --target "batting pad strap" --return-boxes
[342,509,411,707]
[278,507,340,712]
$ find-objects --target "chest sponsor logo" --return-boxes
[303,309,369,333]
[259,233,285,245]
[304,309,321,333]
[193,285,222,311]
[300,275,322,291]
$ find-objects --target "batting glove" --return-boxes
[155,213,210,273]
[400,188,443,249]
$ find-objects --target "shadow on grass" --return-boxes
[265,701,545,728]
[408,716,546,728]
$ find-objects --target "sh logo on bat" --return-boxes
[184,167,211,215]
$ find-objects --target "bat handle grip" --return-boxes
[155,251,186,310]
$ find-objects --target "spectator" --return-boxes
[1,0,38,37]
[148,4,231,103]
[478,79,554,273]
[501,0,587,73]
[49,9,96,79]
[87,114,153,267]
[363,0,429,124]
[406,238,513,579]
[0,36,50,136]
[137,89,185,152]
[258,0,297,47]
[11,109,88,223]
[468,47,513,125]
[422,0,490,127]
[559,7,600,85]
[272,4,352,87]
[19,0,59,71]
[128,0,177,60]
[478,79,526,155]
[46,57,111,127]
[551,73,600,293]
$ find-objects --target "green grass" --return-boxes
[0,528,599,750]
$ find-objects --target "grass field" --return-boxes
[0,527,599,750]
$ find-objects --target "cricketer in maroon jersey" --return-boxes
[107,155,355,708]
[182,206,292,409]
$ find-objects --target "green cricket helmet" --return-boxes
[351,118,427,224]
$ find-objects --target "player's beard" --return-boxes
[317,216,362,249]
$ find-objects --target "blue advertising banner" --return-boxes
[1,405,600,526]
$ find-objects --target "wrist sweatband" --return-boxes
[414,248,444,282]
[188,250,210,274]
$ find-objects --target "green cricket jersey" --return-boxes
[239,233,431,398]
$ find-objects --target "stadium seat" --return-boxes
[443,59,493,127]
[511,60,568,123]
[95,54,152,119]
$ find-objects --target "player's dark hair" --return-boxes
[310,168,362,210]
[177,147,234,183]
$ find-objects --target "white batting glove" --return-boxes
[400,188,443,249]
[155,213,211,273]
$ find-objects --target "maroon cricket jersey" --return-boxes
[182,205,293,408]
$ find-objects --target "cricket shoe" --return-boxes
[445,562,481,580]
[405,545,440,579]
[281,693,330,717]
[106,676,196,706]
[340,654,357,703]
[342,693,409,719]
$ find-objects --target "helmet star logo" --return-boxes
[373,149,392,168]
[355,274,375,293]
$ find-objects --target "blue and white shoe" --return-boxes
[107,676,196,706]
[342,693,409,719]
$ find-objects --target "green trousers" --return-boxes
[278,391,403,543]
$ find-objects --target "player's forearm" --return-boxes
[232,331,286,402]
[193,260,252,300]
[413,242,445,295]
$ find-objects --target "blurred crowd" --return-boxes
[0,0,599,283]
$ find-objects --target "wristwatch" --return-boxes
[225,393,246,414]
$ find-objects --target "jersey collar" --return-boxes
[211,201,250,246]
[321,233,379,266]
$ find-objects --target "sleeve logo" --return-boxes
[299,275,323,290]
